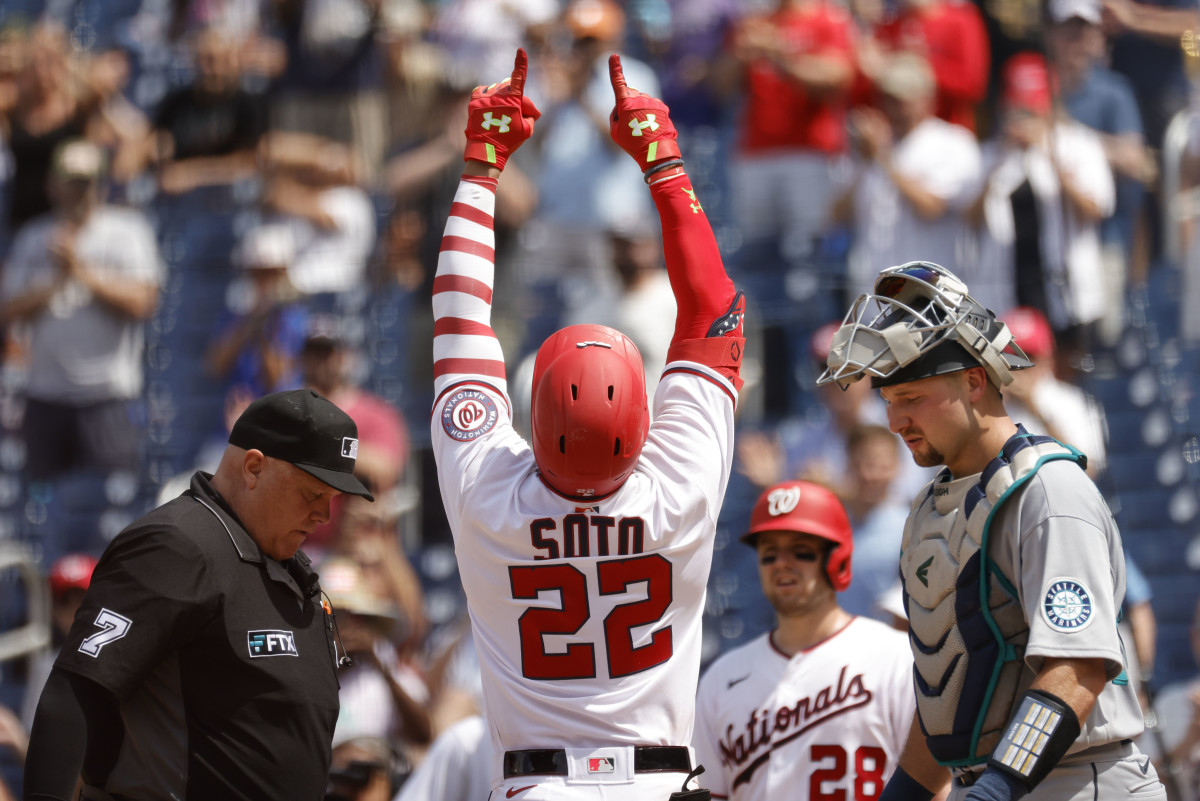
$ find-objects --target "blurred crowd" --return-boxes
[0,0,1198,798]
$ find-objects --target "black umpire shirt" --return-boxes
[47,472,340,799]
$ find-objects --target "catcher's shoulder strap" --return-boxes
[957,427,1087,761]
[965,428,1087,531]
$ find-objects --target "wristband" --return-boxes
[644,159,684,183]
[986,689,1081,792]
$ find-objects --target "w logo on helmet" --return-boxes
[767,486,802,517]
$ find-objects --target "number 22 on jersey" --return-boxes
[510,554,674,680]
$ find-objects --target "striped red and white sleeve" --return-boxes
[432,175,507,401]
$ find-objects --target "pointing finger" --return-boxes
[510,48,528,95]
[608,53,627,98]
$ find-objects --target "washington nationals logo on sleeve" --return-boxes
[1042,578,1094,632]
[442,388,499,442]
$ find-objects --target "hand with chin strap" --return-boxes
[464,48,541,171]
[608,54,683,182]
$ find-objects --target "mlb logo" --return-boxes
[341,437,359,460]
[587,757,615,774]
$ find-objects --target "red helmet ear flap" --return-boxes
[531,325,648,500]
[742,481,853,592]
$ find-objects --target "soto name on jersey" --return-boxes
[529,514,648,559]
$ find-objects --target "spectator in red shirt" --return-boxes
[859,0,989,133]
[711,0,856,262]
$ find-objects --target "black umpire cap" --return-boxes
[229,389,375,501]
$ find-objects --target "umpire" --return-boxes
[818,262,1166,801]
[23,389,373,799]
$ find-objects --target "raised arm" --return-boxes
[607,55,745,390]
[431,49,541,403]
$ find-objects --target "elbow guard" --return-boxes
[986,689,1082,792]
[666,291,745,390]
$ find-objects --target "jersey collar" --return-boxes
[188,471,314,602]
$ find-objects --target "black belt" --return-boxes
[503,746,692,778]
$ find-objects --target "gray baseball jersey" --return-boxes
[899,433,1164,801]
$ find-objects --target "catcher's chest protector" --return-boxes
[898,430,1086,768]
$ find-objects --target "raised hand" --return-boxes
[464,48,542,171]
[608,53,681,172]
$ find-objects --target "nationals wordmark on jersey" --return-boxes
[694,618,914,801]
[721,665,873,786]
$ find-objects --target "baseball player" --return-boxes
[816,261,1166,801]
[430,50,744,801]
[693,480,915,801]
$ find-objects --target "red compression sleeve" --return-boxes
[649,173,736,344]
[650,172,744,390]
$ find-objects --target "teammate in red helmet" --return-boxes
[692,480,915,801]
[430,49,744,800]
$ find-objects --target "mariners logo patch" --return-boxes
[248,630,299,658]
[1042,578,1094,632]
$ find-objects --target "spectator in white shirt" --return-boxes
[833,52,981,299]
[965,52,1114,360]
[258,131,376,296]
[1000,305,1108,478]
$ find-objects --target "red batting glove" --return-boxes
[608,53,682,172]
[464,48,541,171]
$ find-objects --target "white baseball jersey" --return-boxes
[430,176,738,779]
[395,715,495,801]
[693,617,914,801]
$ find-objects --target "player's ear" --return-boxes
[962,366,990,402]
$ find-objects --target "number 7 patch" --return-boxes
[78,608,133,657]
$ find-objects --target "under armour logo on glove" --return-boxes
[480,112,511,132]
[608,54,681,170]
[628,115,658,135]
[464,48,541,171]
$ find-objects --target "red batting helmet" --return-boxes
[48,553,97,597]
[741,481,853,592]
[531,324,649,500]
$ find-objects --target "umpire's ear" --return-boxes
[241,448,268,489]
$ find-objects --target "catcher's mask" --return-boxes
[531,324,649,501]
[741,480,853,592]
[816,261,1033,390]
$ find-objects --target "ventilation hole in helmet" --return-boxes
[559,435,565,454]
[613,438,620,456]
[608,385,614,401]
[571,384,578,400]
